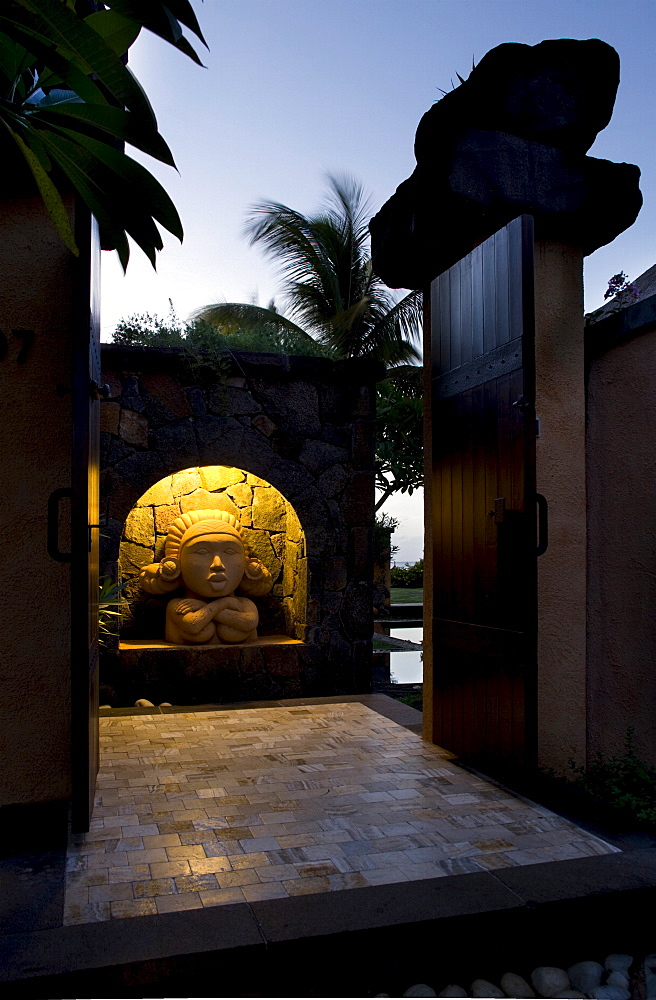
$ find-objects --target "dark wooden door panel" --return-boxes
[71,208,100,832]
[434,620,529,761]
[430,215,536,771]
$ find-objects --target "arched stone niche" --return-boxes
[119,465,307,642]
[99,346,378,705]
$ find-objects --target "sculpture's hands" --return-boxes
[174,598,207,616]
[170,597,224,636]
[213,596,259,642]
[211,596,242,617]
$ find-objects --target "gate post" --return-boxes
[0,192,76,825]
[370,37,641,776]
[533,242,587,773]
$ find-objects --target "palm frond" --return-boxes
[192,301,315,342]
[368,289,423,349]
[198,174,422,364]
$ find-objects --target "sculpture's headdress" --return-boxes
[164,509,245,560]
[138,507,272,598]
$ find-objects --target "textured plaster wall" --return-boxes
[534,242,587,773]
[120,466,306,640]
[587,327,656,765]
[0,196,74,806]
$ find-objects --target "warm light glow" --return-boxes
[120,465,307,639]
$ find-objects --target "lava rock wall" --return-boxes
[99,346,378,704]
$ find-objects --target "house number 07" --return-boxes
[0,329,35,364]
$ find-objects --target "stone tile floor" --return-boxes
[64,702,618,925]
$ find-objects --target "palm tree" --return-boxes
[194,174,422,365]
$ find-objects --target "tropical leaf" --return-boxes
[85,9,141,57]
[28,126,131,266]
[32,127,182,268]
[0,18,113,105]
[6,126,78,254]
[5,0,158,125]
[0,0,206,268]
[33,102,176,165]
[107,0,208,64]
[0,29,33,90]
[55,129,182,239]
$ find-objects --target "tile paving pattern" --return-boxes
[64,703,618,924]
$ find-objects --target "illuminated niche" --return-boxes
[118,466,307,641]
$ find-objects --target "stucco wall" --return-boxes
[586,310,656,765]
[534,242,587,774]
[0,196,75,806]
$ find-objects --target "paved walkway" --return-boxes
[63,699,617,925]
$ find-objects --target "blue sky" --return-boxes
[102,0,656,561]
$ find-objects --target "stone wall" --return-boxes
[99,347,378,705]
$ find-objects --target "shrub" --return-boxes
[568,727,656,827]
[374,512,399,564]
[390,558,423,588]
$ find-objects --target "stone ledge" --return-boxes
[586,290,656,356]
[105,637,311,707]
[101,344,385,384]
[120,635,303,651]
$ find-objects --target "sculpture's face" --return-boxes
[179,532,246,599]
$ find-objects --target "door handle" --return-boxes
[536,493,548,556]
[47,487,72,562]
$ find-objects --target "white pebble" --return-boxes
[606,972,629,990]
[437,988,468,998]
[158,702,172,707]
[403,986,437,998]
[471,979,504,997]
[605,955,632,973]
[588,988,630,1000]
[567,961,604,993]
[531,967,571,998]
[501,972,535,998]
[645,954,656,1000]
[135,698,154,707]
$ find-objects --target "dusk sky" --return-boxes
[101,0,656,561]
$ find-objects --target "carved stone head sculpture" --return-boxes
[139,509,273,645]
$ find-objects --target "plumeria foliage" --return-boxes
[0,0,206,269]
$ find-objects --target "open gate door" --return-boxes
[429,215,537,772]
[71,209,101,832]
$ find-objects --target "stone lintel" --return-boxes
[370,38,641,290]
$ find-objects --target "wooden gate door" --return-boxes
[71,209,101,832]
[430,215,538,772]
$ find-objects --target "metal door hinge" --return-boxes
[89,379,110,400]
[488,497,506,523]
